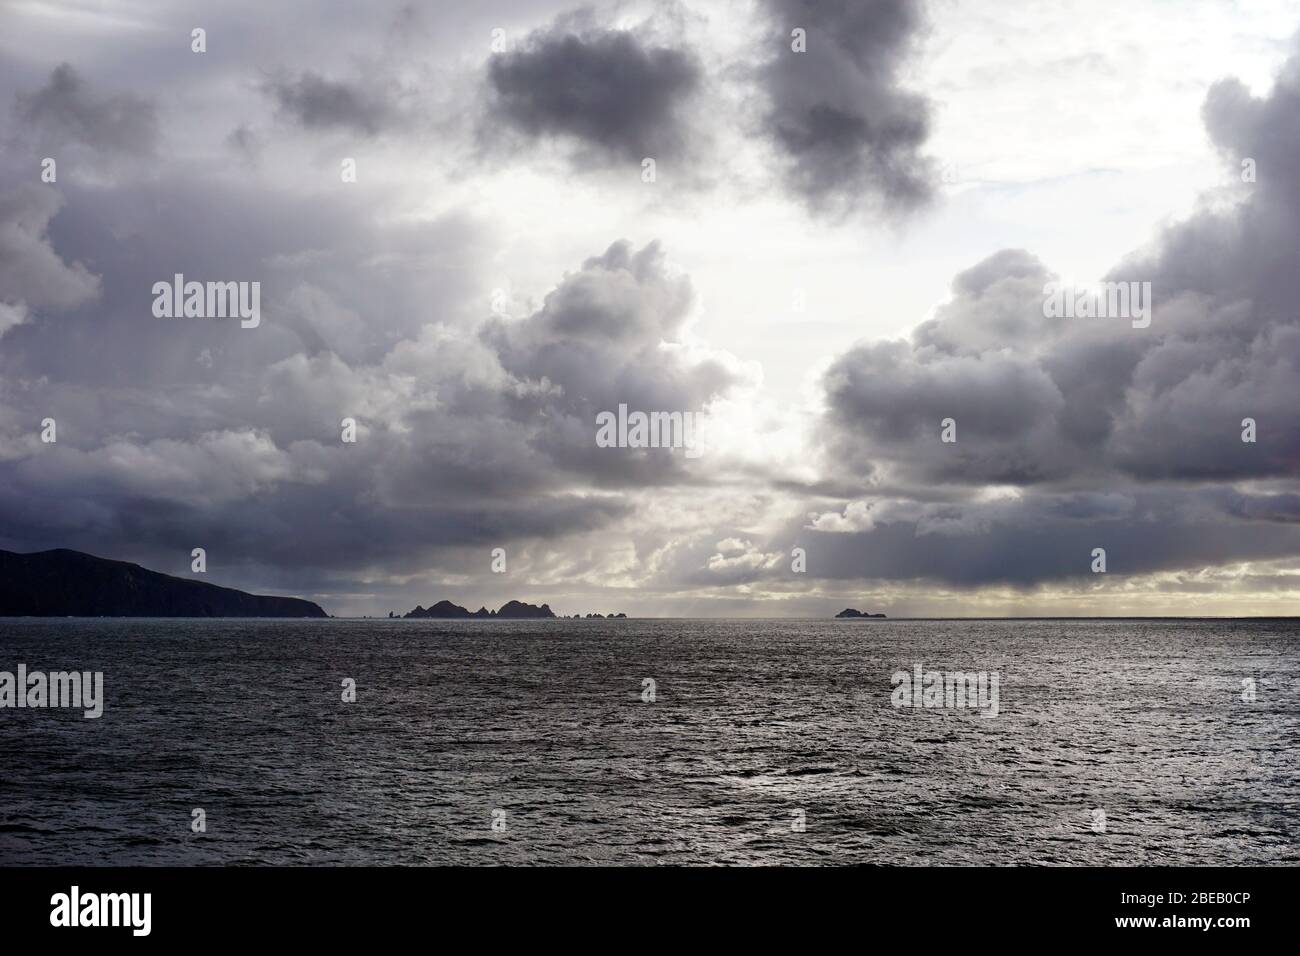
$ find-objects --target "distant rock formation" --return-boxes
[404,600,556,619]
[835,608,887,619]
[406,600,475,619]
[0,548,328,618]
[403,601,628,619]
[496,600,555,619]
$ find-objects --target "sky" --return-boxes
[1,0,1298,617]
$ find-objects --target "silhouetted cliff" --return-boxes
[0,549,328,618]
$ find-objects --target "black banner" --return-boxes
[0,866,1279,943]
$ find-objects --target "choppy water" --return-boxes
[0,618,1296,865]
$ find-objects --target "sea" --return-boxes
[0,617,1296,865]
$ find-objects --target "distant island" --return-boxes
[835,608,887,619]
[402,600,627,620]
[0,548,328,617]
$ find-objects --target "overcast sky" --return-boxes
[2,0,1299,617]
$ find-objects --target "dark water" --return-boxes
[0,618,1296,865]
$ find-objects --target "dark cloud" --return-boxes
[821,249,1081,486]
[224,124,263,163]
[486,21,702,162]
[795,488,1300,589]
[758,0,935,215]
[13,63,158,158]
[667,480,1300,598]
[262,72,394,136]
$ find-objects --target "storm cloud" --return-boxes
[486,19,703,163]
[261,72,395,136]
[758,0,936,215]
[13,63,158,159]
[0,191,744,600]
[482,239,746,484]
[808,45,1300,587]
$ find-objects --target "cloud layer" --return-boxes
[0,1,1297,615]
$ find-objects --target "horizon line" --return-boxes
[6,614,1296,622]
